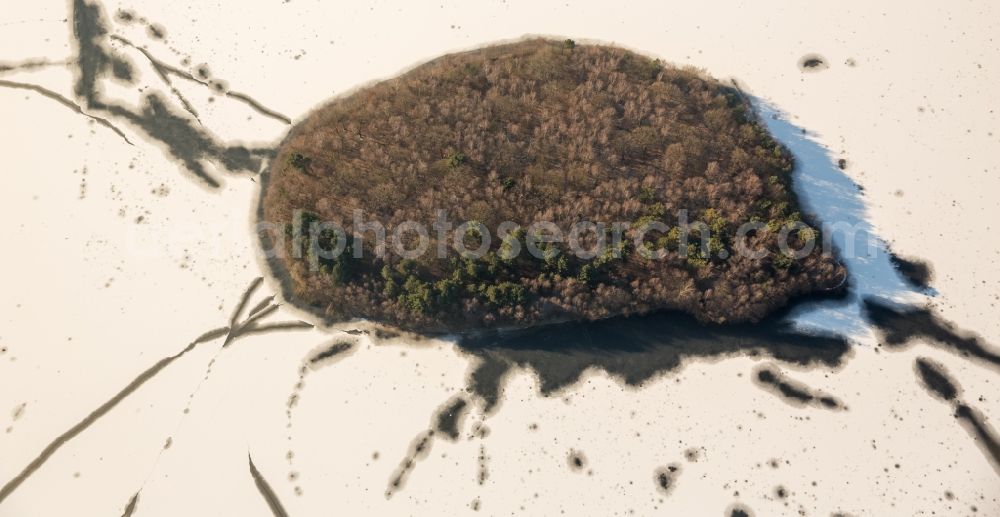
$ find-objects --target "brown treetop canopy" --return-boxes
[261,38,845,333]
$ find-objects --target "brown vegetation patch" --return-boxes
[261,39,844,332]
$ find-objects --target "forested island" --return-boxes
[260,39,845,333]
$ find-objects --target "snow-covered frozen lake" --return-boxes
[1,0,998,515]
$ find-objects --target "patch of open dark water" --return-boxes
[864,297,1000,368]
[433,396,469,441]
[754,365,844,410]
[888,253,934,291]
[910,354,1000,475]
[460,307,851,413]
[653,463,681,495]
[914,357,959,401]
[798,54,828,72]
[726,504,754,517]
[66,0,278,188]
